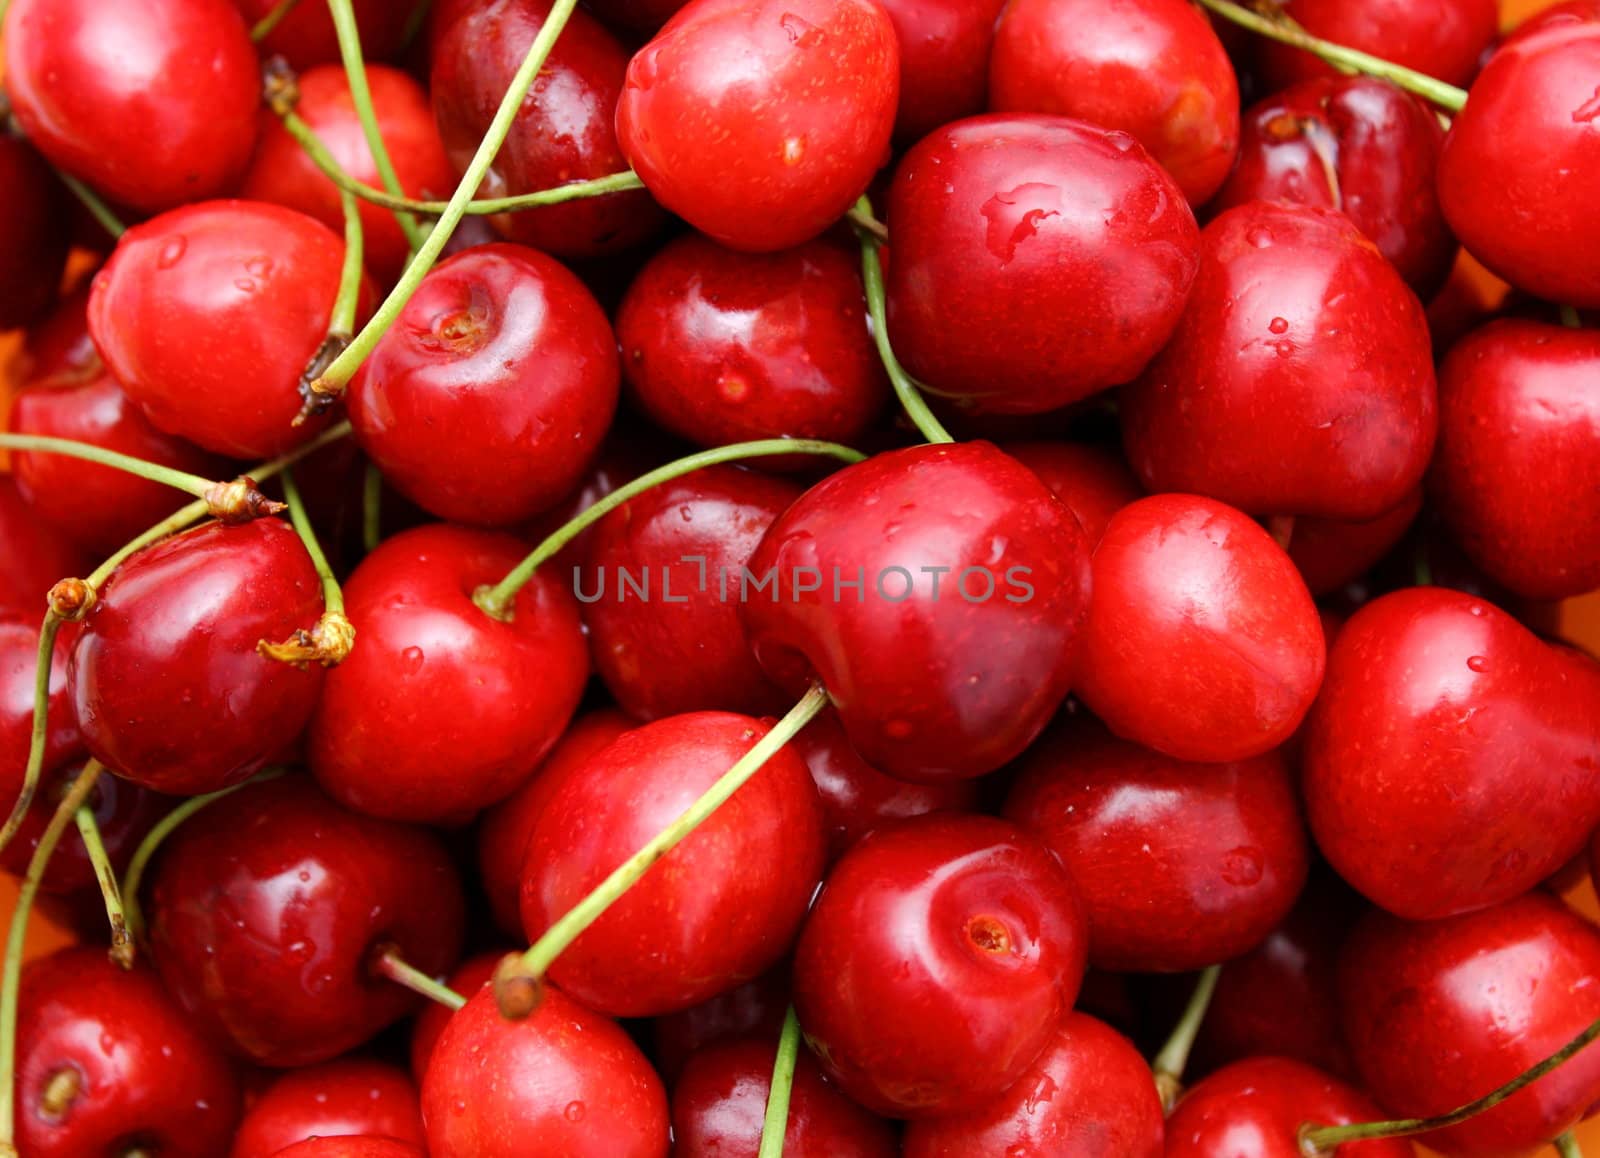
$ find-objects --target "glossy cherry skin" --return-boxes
[269,1140,425,1158]
[146,776,465,1067]
[615,235,889,452]
[521,711,826,1016]
[792,814,1088,1117]
[651,970,791,1084]
[989,0,1239,205]
[1,762,167,896]
[1005,717,1309,973]
[347,243,619,526]
[2,0,258,212]
[16,947,243,1157]
[410,950,503,1081]
[0,478,93,620]
[903,1013,1163,1157]
[309,524,588,822]
[616,0,899,253]
[878,0,1008,143]
[1121,202,1437,522]
[1303,586,1600,920]
[234,0,419,69]
[0,135,68,330]
[243,64,454,284]
[741,441,1092,782]
[69,519,324,794]
[1001,440,1141,545]
[432,0,663,259]
[1339,893,1600,1155]
[1256,0,1497,91]
[0,618,82,800]
[421,985,669,1157]
[1286,490,1423,598]
[1077,494,1325,763]
[1506,0,1600,46]
[1431,319,1600,601]
[886,114,1198,415]
[88,201,358,458]
[1165,1057,1412,1158]
[232,1059,426,1158]
[1211,77,1454,298]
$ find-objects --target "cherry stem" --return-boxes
[1561,305,1583,330]
[1413,541,1435,588]
[362,462,382,553]
[758,1007,802,1158]
[249,0,301,41]
[370,944,467,1011]
[55,170,126,239]
[330,187,365,338]
[495,683,832,1019]
[1267,515,1296,551]
[73,803,134,970]
[0,434,224,502]
[852,196,957,446]
[0,761,104,1152]
[1194,0,1467,111]
[0,616,63,858]
[257,469,355,667]
[473,439,867,621]
[1152,964,1221,1111]
[1558,1133,1584,1158]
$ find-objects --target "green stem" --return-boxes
[257,470,354,666]
[758,1007,802,1158]
[371,945,467,1010]
[472,439,866,621]
[73,803,134,969]
[1558,1133,1584,1158]
[56,171,126,239]
[362,462,382,553]
[1152,964,1221,1110]
[282,470,343,617]
[330,187,365,338]
[249,0,301,41]
[1561,305,1583,330]
[0,434,218,498]
[0,616,63,858]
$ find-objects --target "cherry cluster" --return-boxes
[1,0,1599,1154]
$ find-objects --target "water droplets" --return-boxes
[1268,317,1289,334]
[565,1100,586,1122]
[1221,846,1264,887]
[782,136,807,166]
[1467,655,1489,673]
[401,646,425,673]
[157,236,187,269]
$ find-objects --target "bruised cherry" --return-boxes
[231,1059,426,1158]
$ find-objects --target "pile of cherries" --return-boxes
[3,0,1600,1153]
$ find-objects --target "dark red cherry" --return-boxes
[0,477,94,620]
[877,0,1008,143]
[1303,586,1600,919]
[0,135,69,330]
[69,519,325,795]
[579,0,688,34]
[347,243,618,527]
[741,441,1092,781]
[651,970,791,1085]
[615,0,900,253]
[1,762,167,897]
[1121,201,1437,522]
[1339,893,1600,1155]
[16,947,242,1157]
[1077,494,1325,763]
[269,1140,424,1158]
[988,0,1239,205]
[520,711,826,1016]
[903,1012,1163,1158]
[309,524,589,822]
[1211,77,1455,297]
[409,950,502,1082]
[145,775,466,1067]
[1,617,82,794]
[1286,490,1423,598]
[1001,440,1142,545]
[20,287,100,386]
[421,985,669,1157]
[615,235,889,453]
[232,1059,426,1158]
[1255,0,1497,91]
[87,200,362,458]
[792,813,1087,1117]
[234,0,420,69]
[885,114,1198,415]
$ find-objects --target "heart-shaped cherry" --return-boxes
[1254,0,1497,91]
[231,1059,426,1158]
[0,135,69,330]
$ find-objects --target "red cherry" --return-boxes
[1286,489,1423,598]
[0,135,69,330]
[520,710,826,1016]
[421,985,669,1157]
[231,1059,426,1158]
[234,0,420,69]
[651,969,791,1085]
[1504,0,1600,47]
[268,1140,425,1158]
[16,947,243,1157]
[1001,439,1142,546]
[615,0,900,253]
[902,1013,1164,1157]
[87,200,363,459]
[877,0,1008,143]
[792,813,1088,1117]
[1,761,167,897]
[741,442,1092,781]
[1121,201,1437,522]
[20,287,101,386]
[409,950,503,1081]
[146,775,466,1067]
[885,114,1198,415]
[615,235,889,453]
[431,0,665,259]
[1339,893,1600,1155]
[0,478,94,620]
[989,0,1240,205]
[1303,586,1600,919]
[1,618,82,796]
[1255,0,1497,91]
[1076,493,1325,763]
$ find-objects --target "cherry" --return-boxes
[0,479,94,620]
[268,1141,424,1158]
[651,969,791,1084]
[1338,892,1600,1155]
[346,243,618,527]
[308,523,588,822]
[876,0,1008,144]
[231,1059,426,1158]
[1285,489,1423,598]
[15,946,243,1157]
[740,441,1092,781]
[87,200,363,459]
[235,0,421,70]
[431,0,664,259]
[1,762,167,897]
[1000,440,1141,546]
[902,1012,1164,1157]
[520,710,825,1016]
[615,0,900,253]
[1210,76,1455,298]
[792,813,1087,1117]
[145,775,465,1067]
[409,950,502,1080]
[989,0,1240,205]
[1303,586,1600,919]
[0,135,69,331]
[1254,0,1497,91]
[1120,201,1437,522]
[421,984,669,1157]
[1076,493,1325,763]
[614,235,889,454]
[1505,0,1600,47]
[1,618,82,796]
[243,64,455,285]
[19,288,101,387]
[884,114,1199,415]
[2,0,259,213]
[1439,23,1600,309]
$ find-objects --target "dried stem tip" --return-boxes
[297,334,353,420]
[257,611,356,668]
[493,952,544,1021]
[46,579,95,621]
[205,477,287,524]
